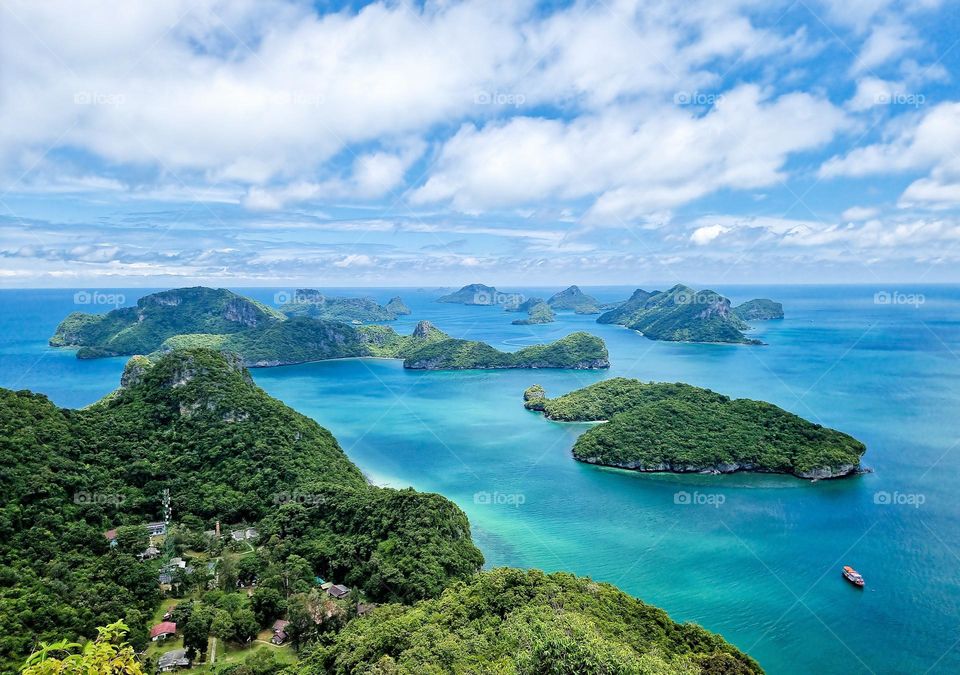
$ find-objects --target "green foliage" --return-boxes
[547,285,602,314]
[52,286,593,371]
[0,348,483,670]
[20,621,143,675]
[279,290,401,323]
[435,284,498,304]
[297,568,762,674]
[596,285,768,344]
[511,301,556,325]
[731,299,784,321]
[260,484,484,604]
[531,378,866,476]
[251,588,283,626]
[50,287,284,356]
[403,332,609,370]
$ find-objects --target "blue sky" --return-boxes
[1,0,959,286]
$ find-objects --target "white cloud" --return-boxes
[413,85,849,220]
[690,224,730,245]
[842,205,880,220]
[851,22,919,74]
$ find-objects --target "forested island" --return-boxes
[597,285,782,344]
[2,350,760,674]
[278,289,410,322]
[524,378,866,479]
[49,287,609,371]
[435,283,501,304]
[509,298,557,324]
[546,285,604,313]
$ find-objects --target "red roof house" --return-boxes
[150,621,177,640]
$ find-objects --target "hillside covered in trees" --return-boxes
[0,349,482,671]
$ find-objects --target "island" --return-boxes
[596,284,782,344]
[547,284,603,313]
[435,283,501,305]
[49,288,610,371]
[2,350,761,674]
[385,295,412,315]
[511,299,556,325]
[732,298,784,321]
[403,330,608,369]
[279,288,410,322]
[523,378,866,479]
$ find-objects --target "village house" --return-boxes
[146,521,167,537]
[230,527,259,542]
[149,621,177,641]
[327,584,350,599]
[157,648,190,672]
[271,619,290,645]
[138,545,160,560]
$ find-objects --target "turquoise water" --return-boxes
[3,286,960,674]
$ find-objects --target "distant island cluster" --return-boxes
[50,287,609,371]
[437,282,783,344]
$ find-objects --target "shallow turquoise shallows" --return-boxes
[3,285,960,675]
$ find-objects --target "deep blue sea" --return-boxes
[3,285,960,674]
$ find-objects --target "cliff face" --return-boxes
[575,456,860,479]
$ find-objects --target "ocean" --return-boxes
[2,285,959,674]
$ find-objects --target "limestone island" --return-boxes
[547,285,603,314]
[597,284,782,344]
[523,378,866,479]
[279,288,411,322]
[509,298,556,325]
[436,283,502,305]
[49,287,609,371]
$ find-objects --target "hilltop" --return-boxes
[435,283,501,305]
[279,289,410,323]
[524,378,866,479]
[547,285,603,314]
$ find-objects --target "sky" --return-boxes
[1,0,959,287]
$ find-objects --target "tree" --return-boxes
[237,554,262,585]
[114,525,149,555]
[211,609,235,641]
[251,587,283,626]
[182,604,212,660]
[233,608,259,644]
[20,621,144,674]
